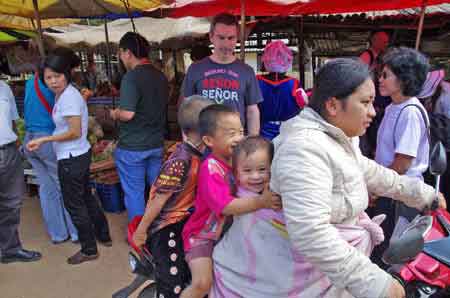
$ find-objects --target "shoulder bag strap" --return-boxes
[393,103,431,148]
[34,73,52,115]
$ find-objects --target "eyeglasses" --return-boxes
[379,71,391,80]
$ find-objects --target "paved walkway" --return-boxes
[0,195,147,298]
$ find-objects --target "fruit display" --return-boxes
[90,157,119,185]
[88,116,104,146]
[90,140,118,184]
[92,139,115,162]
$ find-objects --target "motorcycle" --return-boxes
[113,142,448,298]
[112,216,157,298]
[383,142,450,298]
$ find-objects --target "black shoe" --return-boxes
[67,250,98,265]
[1,249,42,264]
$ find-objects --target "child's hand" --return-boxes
[132,227,147,248]
[261,185,282,210]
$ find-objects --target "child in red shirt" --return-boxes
[180,104,282,298]
[132,95,213,298]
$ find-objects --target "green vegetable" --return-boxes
[16,118,25,143]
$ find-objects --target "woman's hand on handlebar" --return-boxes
[388,279,405,298]
[437,192,447,210]
[133,227,147,248]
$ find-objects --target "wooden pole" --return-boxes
[415,0,427,50]
[123,0,137,32]
[257,32,263,71]
[297,17,305,88]
[103,20,116,109]
[32,0,45,57]
[104,19,112,82]
[172,50,178,82]
[240,0,246,61]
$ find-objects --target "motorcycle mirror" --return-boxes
[382,232,424,265]
[429,142,447,176]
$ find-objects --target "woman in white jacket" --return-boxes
[270,58,446,298]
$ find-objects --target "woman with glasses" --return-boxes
[371,47,431,268]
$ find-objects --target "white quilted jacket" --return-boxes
[270,108,436,298]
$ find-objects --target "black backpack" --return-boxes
[429,113,450,152]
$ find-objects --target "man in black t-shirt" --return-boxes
[110,32,168,222]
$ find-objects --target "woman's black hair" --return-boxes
[51,47,80,69]
[309,58,371,117]
[39,53,73,87]
[382,47,430,97]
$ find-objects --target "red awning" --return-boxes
[150,0,450,18]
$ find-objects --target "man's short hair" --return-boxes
[178,95,213,135]
[198,104,237,137]
[210,13,239,33]
[119,32,150,59]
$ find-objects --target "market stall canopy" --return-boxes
[0,13,77,30]
[0,0,172,19]
[45,17,210,47]
[145,0,450,17]
[0,28,35,43]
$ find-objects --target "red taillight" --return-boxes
[416,256,440,280]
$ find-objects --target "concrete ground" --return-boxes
[0,195,149,298]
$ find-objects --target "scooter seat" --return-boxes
[423,236,450,268]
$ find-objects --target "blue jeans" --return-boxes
[114,147,163,221]
[24,132,78,242]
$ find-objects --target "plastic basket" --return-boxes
[91,182,125,213]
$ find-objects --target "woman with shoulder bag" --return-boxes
[27,52,112,265]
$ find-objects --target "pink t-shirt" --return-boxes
[182,155,234,251]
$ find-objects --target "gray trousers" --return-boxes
[0,142,25,254]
